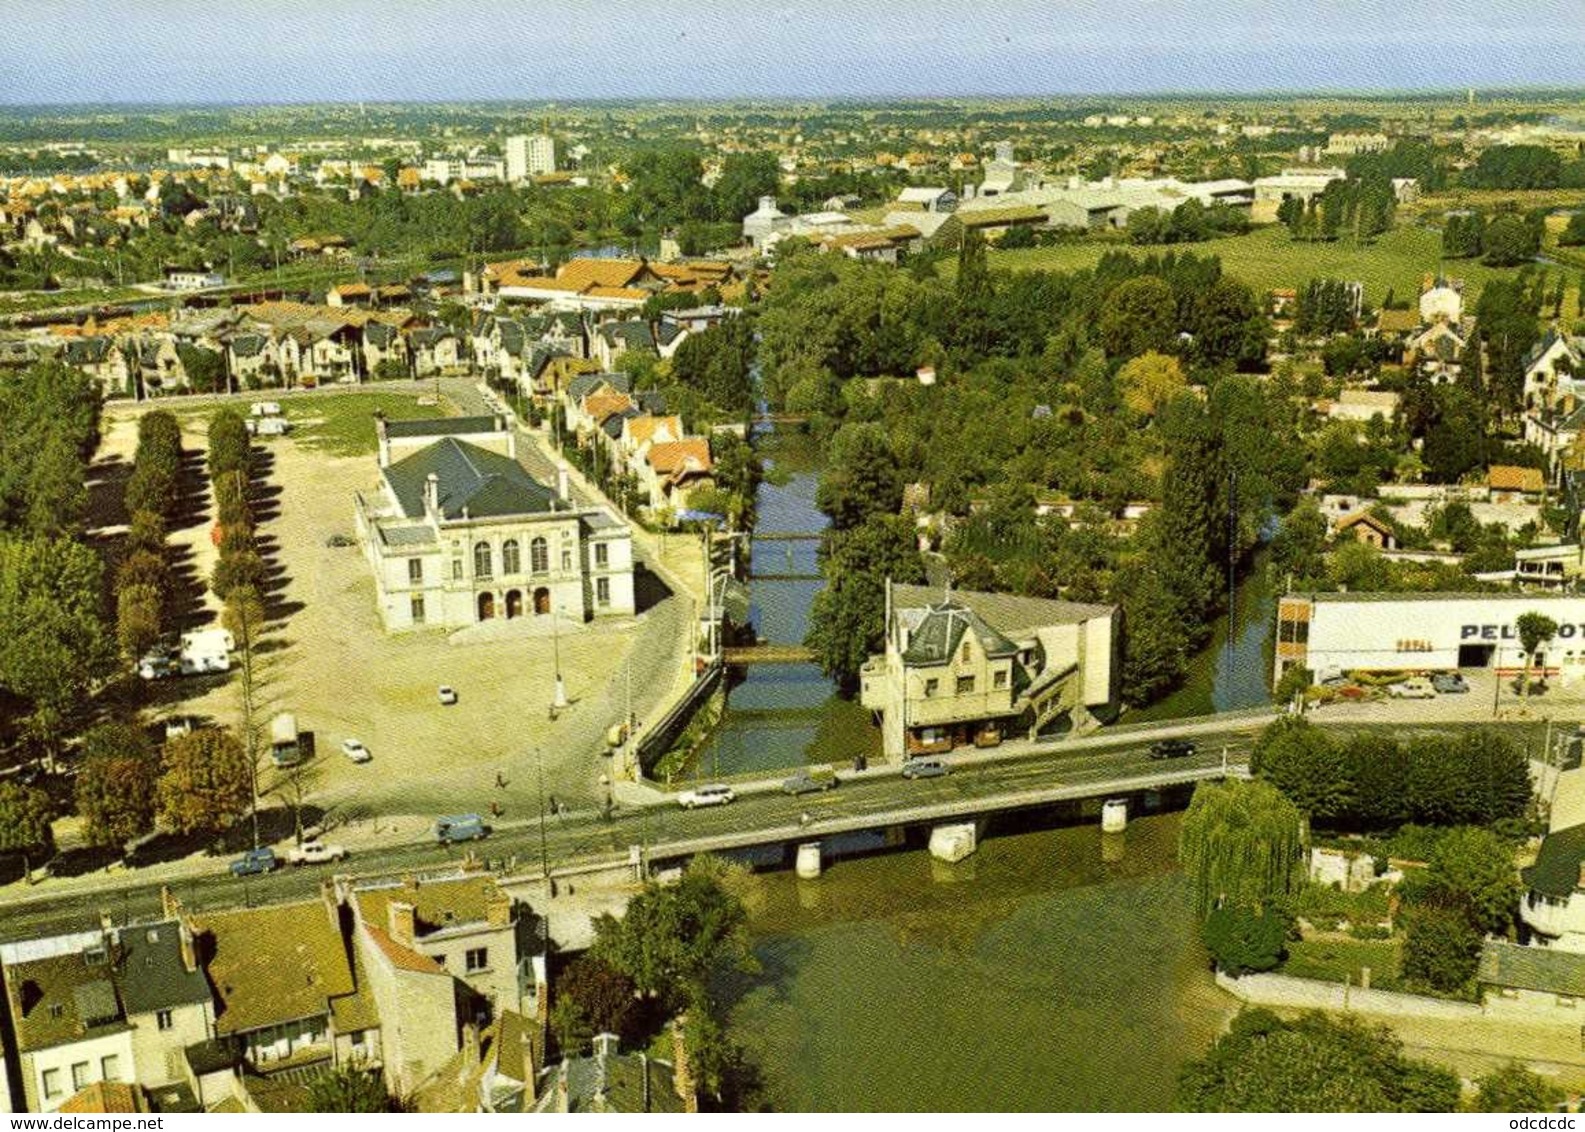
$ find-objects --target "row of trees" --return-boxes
[1278,177,1395,242]
[1442,209,1545,267]
[1251,719,1532,833]
[116,411,183,661]
[1125,198,1250,246]
[1292,278,1361,337]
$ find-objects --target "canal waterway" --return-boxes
[724,810,1234,1111]
[692,430,880,777]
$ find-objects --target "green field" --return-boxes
[970,224,1531,307]
[288,390,460,457]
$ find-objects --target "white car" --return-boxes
[340,739,371,763]
[438,685,459,706]
[287,840,348,866]
[677,784,735,810]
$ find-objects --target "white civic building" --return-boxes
[354,416,634,631]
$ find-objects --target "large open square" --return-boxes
[104,387,691,838]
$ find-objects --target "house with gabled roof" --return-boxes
[60,335,130,397]
[638,438,714,514]
[860,584,1118,760]
[0,919,214,1113]
[354,417,634,630]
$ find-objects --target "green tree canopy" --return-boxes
[589,859,754,1013]
[1177,1009,1459,1112]
[0,779,54,860]
[158,727,252,837]
[1180,778,1307,920]
[1470,1062,1566,1113]
[76,723,159,849]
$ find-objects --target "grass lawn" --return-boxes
[1283,937,1403,989]
[289,390,460,457]
[967,224,1531,308]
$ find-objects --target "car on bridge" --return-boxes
[287,840,348,867]
[782,770,836,795]
[1149,739,1196,760]
[901,758,949,780]
[678,784,735,809]
[228,847,278,877]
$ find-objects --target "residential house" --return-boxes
[1524,330,1583,413]
[408,328,462,377]
[353,416,636,630]
[1521,821,1585,950]
[362,321,408,378]
[412,1013,539,1113]
[859,584,1119,760]
[225,333,280,389]
[1333,510,1397,550]
[327,283,372,308]
[1419,279,1464,325]
[1479,941,1585,1017]
[742,195,790,249]
[351,876,534,1020]
[162,267,223,291]
[61,336,131,397]
[639,438,714,514]
[133,334,190,397]
[0,921,213,1113]
[619,414,686,467]
[532,1033,688,1114]
[1406,322,1466,383]
[185,896,381,1080]
[590,319,677,370]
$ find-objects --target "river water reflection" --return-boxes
[725,812,1234,1112]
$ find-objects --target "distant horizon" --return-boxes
[3,0,1585,106]
[5,85,1585,113]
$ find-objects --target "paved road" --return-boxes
[0,725,1260,942]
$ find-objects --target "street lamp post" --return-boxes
[535,749,549,882]
[552,602,567,710]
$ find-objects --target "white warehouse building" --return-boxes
[1274,591,1585,689]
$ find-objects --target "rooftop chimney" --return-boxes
[484,884,512,928]
[388,900,417,947]
[557,465,570,504]
[178,920,198,974]
[424,472,440,516]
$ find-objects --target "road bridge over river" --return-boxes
[0,711,1550,943]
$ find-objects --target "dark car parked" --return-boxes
[1149,739,1196,760]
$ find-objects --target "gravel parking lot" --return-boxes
[107,390,681,833]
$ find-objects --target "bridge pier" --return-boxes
[796,842,822,879]
[1101,798,1128,833]
[929,822,979,863]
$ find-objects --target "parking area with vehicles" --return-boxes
[97,389,669,837]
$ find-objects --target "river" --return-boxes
[723,810,1234,1111]
[692,430,881,778]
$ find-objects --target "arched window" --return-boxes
[473,541,493,579]
[502,539,521,575]
[530,536,549,574]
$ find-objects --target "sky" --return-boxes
[3,0,1585,104]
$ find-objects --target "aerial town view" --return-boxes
[4,0,1585,1119]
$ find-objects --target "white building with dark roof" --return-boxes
[353,417,634,631]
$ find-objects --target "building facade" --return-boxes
[354,417,634,631]
[860,584,1118,760]
[1274,591,1585,688]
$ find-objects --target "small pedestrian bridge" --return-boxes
[722,644,817,665]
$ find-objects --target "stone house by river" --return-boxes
[859,583,1119,760]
